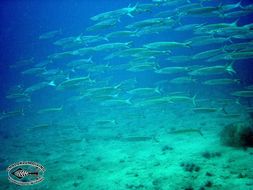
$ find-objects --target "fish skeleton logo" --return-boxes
[7,161,45,186]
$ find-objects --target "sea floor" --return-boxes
[1,107,253,190]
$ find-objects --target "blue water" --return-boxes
[1,0,253,189]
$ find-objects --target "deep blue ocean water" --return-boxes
[1,0,253,189]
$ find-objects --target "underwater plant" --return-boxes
[220,121,253,148]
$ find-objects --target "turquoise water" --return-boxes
[1,0,253,189]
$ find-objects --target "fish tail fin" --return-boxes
[134,31,140,37]
[126,41,133,48]
[112,93,119,98]
[185,41,192,48]
[103,36,109,41]
[175,11,184,22]
[224,54,233,61]
[88,56,93,64]
[237,0,242,8]
[127,13,134,18]
[226,61,236,75]
[48,80,56,86]
[159,86,165,94]
[154,66,160,72]
[192,94,197,106]
[198,128,204,136]
[236,0,244,9]
[126,2,139,17]
[66,73,70,80]
[192,77,197,83]
[173,14,183,25]
[112,120,118,125]
[114,82,122,89]
[21,108,25,116]
[43,67,47,72]
[232,19,240,27]
[199,1,204,6]
[126,98,132,105]
[155,86,161,94]
[221,107,228,114]
[132,29,139,36]
[217,2,224,10]
[227,36,233,43]
[235,98,241,105]
[59,105,64,110]
[90,79,96,83]
[87,73,95,83]
[132,2,139,10]
[222,45,228,53]
[235,79,241,84]
[105,63,111,69]
[71,68,76,73]
[18,107,25,116]
[218,11,225,19]
[217,2,224,14]
[152,135,159,143]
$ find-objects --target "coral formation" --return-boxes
[201,151,222,159]
[180,162,201,173]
